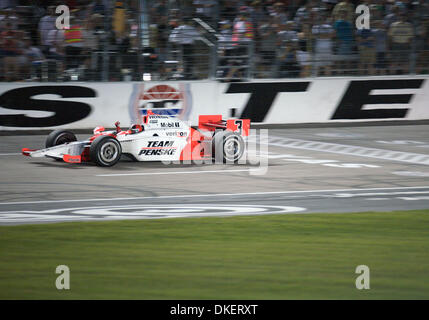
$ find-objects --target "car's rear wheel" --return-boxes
[45,129,77,148]
[90,136,122,167]
[212,131,245,163]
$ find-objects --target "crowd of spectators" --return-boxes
[148,0,429,79]
[0,0,139,81]
[1,0,429,81]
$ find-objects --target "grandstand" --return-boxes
[0,0,428,81]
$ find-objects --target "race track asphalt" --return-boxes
[1,124,428,225]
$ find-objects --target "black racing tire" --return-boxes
[212,131,245,163]
[45,129,77,148]
[90,136,122,167]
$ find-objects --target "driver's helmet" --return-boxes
[130,124,143,134]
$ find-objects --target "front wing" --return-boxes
[22,141,89,163]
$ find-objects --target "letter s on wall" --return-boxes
[0,86,96,127]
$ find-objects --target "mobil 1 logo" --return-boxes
[161,122,180,128]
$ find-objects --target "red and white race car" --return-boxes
[22,112,250,167]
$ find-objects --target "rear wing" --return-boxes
[198,115,250,137]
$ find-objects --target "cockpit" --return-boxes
[130,124,144,134]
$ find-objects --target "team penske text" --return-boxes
[139,149,176,156]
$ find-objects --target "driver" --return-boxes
[130,124,143,134]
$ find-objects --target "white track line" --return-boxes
[252,135,429,165]
[96,168,257,177]
[1,186,429,206]
[332,191,429,197]
[0,153,20,156]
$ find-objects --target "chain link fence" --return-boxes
[0,0,428,82]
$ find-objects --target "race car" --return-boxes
[22,112,250,167]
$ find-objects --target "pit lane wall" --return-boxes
[0,76,428,130]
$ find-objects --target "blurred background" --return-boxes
[0,0,428,82]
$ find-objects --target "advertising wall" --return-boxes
[0,76,428,130]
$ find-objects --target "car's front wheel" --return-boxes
[90,136,122,167]
[45,129,77,148]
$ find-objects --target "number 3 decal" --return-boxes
[234,120,243,134]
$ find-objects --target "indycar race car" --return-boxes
[22,112,250,167]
